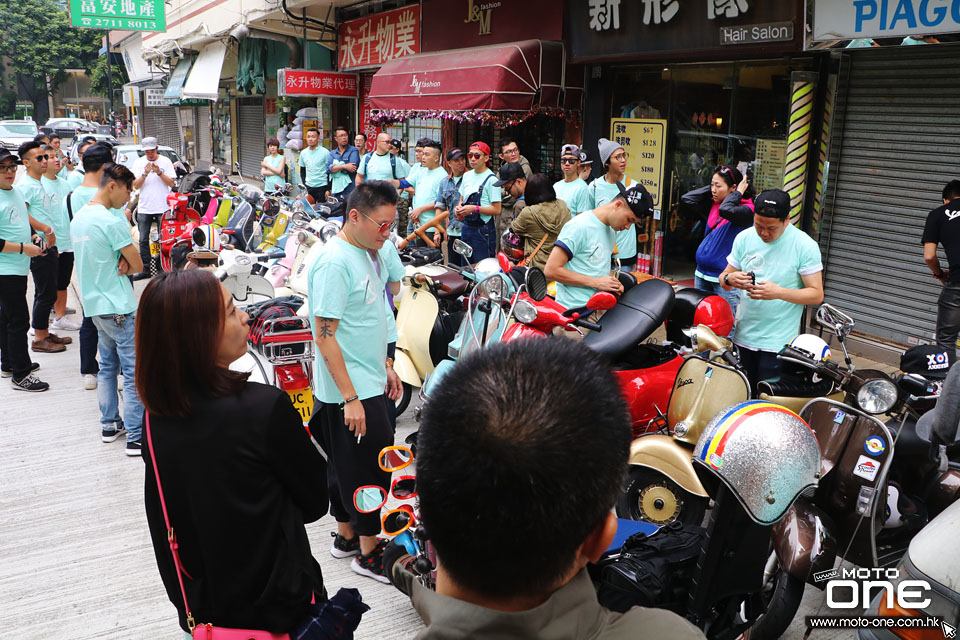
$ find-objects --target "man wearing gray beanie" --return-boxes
[587,139,638,269]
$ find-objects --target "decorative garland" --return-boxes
[369,106,581,129]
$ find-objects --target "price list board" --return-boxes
[610,118,667,208]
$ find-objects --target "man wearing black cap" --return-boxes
[922,180,960,364]
[545,184,653,330]
[435,148,467,265]
[494,162,528,230]
[719,189,824,390]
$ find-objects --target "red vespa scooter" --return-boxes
[156,193,203,271]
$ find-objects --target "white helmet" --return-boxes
[788,334,832,362]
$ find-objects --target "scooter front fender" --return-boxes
[628,435,708,498]
[772,500,838,588]
[394,351,422,388]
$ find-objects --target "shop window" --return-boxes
[384,117,442,165]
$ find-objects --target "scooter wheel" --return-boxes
[617,466,707,526]
[740,563,805,640]
[394,383,412,417]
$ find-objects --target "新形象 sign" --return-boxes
[69,0,165,32]
[813,0,960,40]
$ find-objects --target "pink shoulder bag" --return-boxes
[146,413,292,640]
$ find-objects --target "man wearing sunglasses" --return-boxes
[0,148,49,391]
[384,339,704,639]
[554,144,590,216]
[308,180,403,585]
[15,141,66,354]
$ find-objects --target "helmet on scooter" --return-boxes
[500,230,524,262]
[666,288,735,344]
[787,334,832,362]
[693,401,820,525]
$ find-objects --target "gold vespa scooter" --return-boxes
[617,325,750,526]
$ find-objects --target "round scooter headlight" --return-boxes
[513,299,538,324]
[319,223,339,242]
[856,378,899,414]
[480,275,505,301]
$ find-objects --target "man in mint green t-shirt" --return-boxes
[546,183,653,314]
[720,189,824,391]
[554,144,590,216]
[71,163,145,455]
[587,139,639,268]
[298,128,330,204]
[407,140,447,238]
[41,148,79,332]
[308,180,403,583]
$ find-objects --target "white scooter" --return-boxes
[218,247,283,306]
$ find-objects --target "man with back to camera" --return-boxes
[131,137,175,280]
[719,189,824,391]
[383,338,705,639]
[922,179,960,364]
[298,127,331,204]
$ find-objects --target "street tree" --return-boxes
[0,0,103,123]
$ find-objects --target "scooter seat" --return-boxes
[891,417,935,459]
[433,271,469,298]
[584,279,675,359]
[757,378,834,398]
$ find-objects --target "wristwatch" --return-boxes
[385,357,394,369]
[723,274,731,287]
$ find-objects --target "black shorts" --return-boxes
[57,251,74,291]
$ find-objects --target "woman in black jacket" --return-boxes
[135,269,333,636]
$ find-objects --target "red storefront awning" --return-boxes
[369,40,583,112]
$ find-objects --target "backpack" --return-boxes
[360,152,397,179]
[589,521,705,615]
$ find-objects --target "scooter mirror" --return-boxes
[379,445,414,472]
[353,485,387,513]
[525,267,549,302]
[382,505,416,536]
[453,239,473,258]
[586,291,617,311]
[497,252,512,273]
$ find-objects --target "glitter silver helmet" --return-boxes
[693,401,820,525]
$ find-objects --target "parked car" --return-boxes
[0,120,39,154]
[114,143,191,181]
[67,133,120,165]
[43,117,97,141]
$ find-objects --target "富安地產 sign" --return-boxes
[69,0,165,32]
[278,70,359,98]
[813,0,960,40]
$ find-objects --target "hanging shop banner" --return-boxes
[420,0,563,51]
[338,6,420,70]
[69,0,165,31]
[278,69,359,98]
[566,0,802,61]
[812,0,960,40]
[610,118,667,209]
[358,74,380,154]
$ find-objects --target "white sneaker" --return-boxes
[51,316,82,331]
[83,374,97,390]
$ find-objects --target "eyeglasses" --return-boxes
[467,153,483,159]
[0,164,17,173]
[501,147,519,155]
[559,158,579,164]
[360,210,394,234]
[611,152,629,161]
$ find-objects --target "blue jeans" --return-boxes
[694,275,739,339]
[92,312,143,442]
[461,220,497,263]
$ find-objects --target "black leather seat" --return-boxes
[583,279,675,359]
[758,378,835,397]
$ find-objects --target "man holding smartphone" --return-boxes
[131,137,175,280]
[719,189,824,390]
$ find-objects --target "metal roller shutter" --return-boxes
[821,46,960,346]
[237,97,265,178]
[197,105,212,166]
[140,106,181,154]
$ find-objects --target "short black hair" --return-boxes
[943,180,960,201]
[33,133,49,144]
[18,140,41,159]
[49,133,60,142]
[100,162,134,190]
[523,173,557,206]
[499,137,517,150]
[356,132,367,142]
[306,127,319,135]
[346,180,398,214]
[334,126,349,136]
[417,339,631,599]
[266,137,279,148]
[81,135,96,145]
[82,143,113,172]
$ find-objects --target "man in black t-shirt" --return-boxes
[922,179,960,363]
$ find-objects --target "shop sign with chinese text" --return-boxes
[610,119,667,208]
[279,70,359,98]
[567,0,802,61]
[338,6,420,70]
[69,0,165,32]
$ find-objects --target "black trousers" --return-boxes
[0,275,31,378]
[311,395,393,537]
[307,186,329,204]
[30,248,58,331]
[137,212,162,267]
[737,347,781,394]
[80,315,99,375]
[56,251,74,291]
[936,283,960,365]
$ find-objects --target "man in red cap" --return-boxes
[453,142,502,261]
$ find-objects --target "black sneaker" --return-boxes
[125,439,142,457]
[11,373,49,392]
[330,531,361,559]
[1,362,40,378]
[102,422,127,443]
[351,538,390,584]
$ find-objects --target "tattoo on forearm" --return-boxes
[318,317,334,339]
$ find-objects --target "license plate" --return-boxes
[149,242,160,256]
[287,388,314,422]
